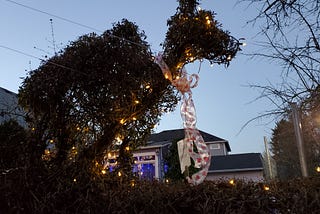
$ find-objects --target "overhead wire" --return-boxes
[3,0,153,51]
[1,0,162,74]
[0,44,77,72]
[1,0,209,75]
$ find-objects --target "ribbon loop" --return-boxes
[155,53,211,185]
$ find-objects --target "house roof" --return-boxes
[149,129,231,152]
[209,153,263,172]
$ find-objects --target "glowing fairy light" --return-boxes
[120,119,125,124]
[115,136,122,143]
[118,171,122,177]
[101,169,106,174]
[229,179,235,185]
[264,185,270,191]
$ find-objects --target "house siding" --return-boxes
[208,142,228,156]
[0,87,26,127]
[206,170,264,182]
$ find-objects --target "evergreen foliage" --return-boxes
[19,19,177,177]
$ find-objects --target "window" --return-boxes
[210,144,220,150]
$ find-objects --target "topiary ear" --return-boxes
[162,0,242,76]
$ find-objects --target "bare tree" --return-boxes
[242,0,320,112]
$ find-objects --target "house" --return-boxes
[207,153,264,182]
[0,87,26,127]
[135,129,264,182]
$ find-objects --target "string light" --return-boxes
[229,179,235,185]
[101,169,107,174]
[118,171,122,177]
[120,119,126,124]
[263,185,270,191]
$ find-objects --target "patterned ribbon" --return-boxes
[155,53,211,185]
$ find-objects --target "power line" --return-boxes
[0,44,76,72]
[4,0,152,51]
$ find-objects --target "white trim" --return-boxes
[133,151,159,178]
[139,142,171,150]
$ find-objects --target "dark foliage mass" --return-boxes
[0,120,28,170]
[18,19,177,175]
[1,168,320,214]
[162,0,241,76]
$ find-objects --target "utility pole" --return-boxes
[290,102,308,177]
[264,136,273,180]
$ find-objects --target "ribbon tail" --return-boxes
[177,139,191,174]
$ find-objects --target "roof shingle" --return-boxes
[209,153,263,172]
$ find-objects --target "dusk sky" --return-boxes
[0,0,282,154]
